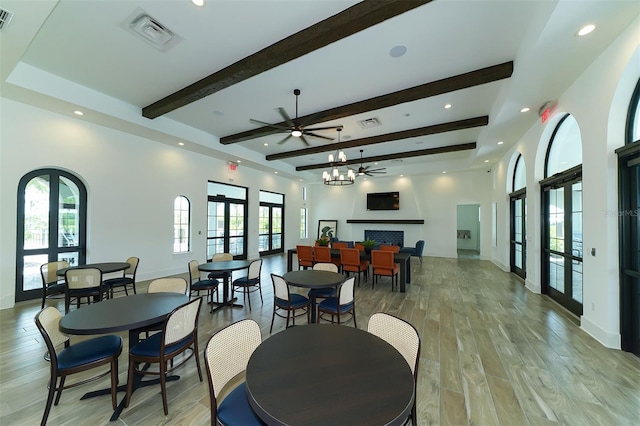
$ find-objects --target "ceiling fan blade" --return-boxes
[304,125,344,132]
[277,107,295,127]
[249,118,289,130]
[299,135,311,147]
[367,168,386,173]
[303,132,334,141]
[277,134,293,145]
[366,170,386,175]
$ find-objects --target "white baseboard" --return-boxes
[525,278,541,294]
[0,294,14,310]
[580,316,621,349]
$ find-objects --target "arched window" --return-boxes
[173,196,190,253]
[510,154,526,279]
[16,169,87,302]
[540,114,583,316]
[626,78,640,143]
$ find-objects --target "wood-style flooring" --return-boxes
[1,254,638,425]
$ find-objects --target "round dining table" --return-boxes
[198,259,251,312]
[282,270,344,323]
[59,292,189,421]
[245,324,414,426]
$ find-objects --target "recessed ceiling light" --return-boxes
[389,45,407,58]
[73,110,83,116]
[400,174,404,177]
[192,0,204,6]
[577,24,595,36]
[484,160,490,163]
[520,107,530,113]
[444,104,452,109]
[442,171,447,174]
[264,143,268,146]
[237,160,241,163]
[178,142,184,146]
[274,171,278,174]
[497,141,504,145]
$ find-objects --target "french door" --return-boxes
[16,169,87,302]
[510,190,526,279]
[207,198,247,259]
[259,203,283,255]
[617,142,640,355]
[541,167,583,316]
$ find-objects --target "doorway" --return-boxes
[457,204,480,259]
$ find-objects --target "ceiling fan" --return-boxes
[354,149,387,176]
[249,89,342,146]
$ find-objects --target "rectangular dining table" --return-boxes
[59,292,189,421]
[286,248,411,292]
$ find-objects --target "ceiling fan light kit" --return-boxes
[323,128,355,186]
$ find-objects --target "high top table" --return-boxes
[59,292,189,421]
[245,324,414,426]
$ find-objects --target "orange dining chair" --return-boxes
[379,244,400,253]
[331,241,349,249]
[354,243,365,252]
[340,248,369,287]
[296,245,315,270]
[313,245,332,264]
[370,249,399,291]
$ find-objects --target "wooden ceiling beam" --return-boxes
[266,116,487,161]
[142,0,432,119]
[296,142,477,171]
[221,61,512,144]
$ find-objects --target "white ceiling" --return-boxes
[1,0,637,182]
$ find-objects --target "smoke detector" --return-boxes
[0,8,14,30]
[126,12,181,51]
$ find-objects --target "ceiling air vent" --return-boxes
[357,117,382,129]
[0,8,14,30]
[127,13,181,52]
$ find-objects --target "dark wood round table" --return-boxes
[245,324,414,426]
[56,261,131,276]
[198,260,251,312]
[283,270,344,323]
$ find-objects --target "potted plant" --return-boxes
[316,238,330,247]
[359,238,377,253]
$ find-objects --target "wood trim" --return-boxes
[142,0,432,119]
[267,117,487,161]
[221,62,512,144]
[296,142,476,171]
[346,220,424,224]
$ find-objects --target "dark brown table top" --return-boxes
[59,293,189,336]
[245,324,414,426]
[56,261,131,276]
[282,270,344,289]
[198,260,251,272]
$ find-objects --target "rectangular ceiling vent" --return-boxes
[0,8,14,31]
[127,13,181,52]
[357,117,382,129]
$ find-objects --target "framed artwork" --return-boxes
[317,220,338,240]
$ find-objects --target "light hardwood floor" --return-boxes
[1,254,638,425]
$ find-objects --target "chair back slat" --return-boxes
[41,261,69,286]
[65,268,102,290]
[35,306,69,349]
[212,253,233,262]
[164,298,201,345]
[247,259,262,280]
[313,263,338,273]
[338,277,355,305]
[148,277,188,294]
[367,312,420,374]
[124,257,139,275]
[272,274,289,300]
[188,260,201,283]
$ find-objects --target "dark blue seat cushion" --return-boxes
[318,297,353,313]
[57,335,122,370]
[103,277,134,287]
[233,277,259,287]
[218,382,266,425]
[130,331,193,357]
[191,279,219,290]
[46,282,66,293]
[308,288,336,298]
[276,293,309,309]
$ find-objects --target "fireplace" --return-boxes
[364,230,404,247]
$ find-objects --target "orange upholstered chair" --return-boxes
[353,243,365,252]
[370,249,399,291]
[331,241,349,249]
[340,248,369,287]
[379,244,400,253]
[296,245,314,270]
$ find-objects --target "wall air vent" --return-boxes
[357,117,382,129]
[0,8,14,30]
[127,12,181,52]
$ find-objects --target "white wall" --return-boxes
[489,17,640,348]
[0,99,307,309]
[310,170,493,260]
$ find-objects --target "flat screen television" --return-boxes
[366,192,399,211]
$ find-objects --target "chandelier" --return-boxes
[322,128,355,186]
